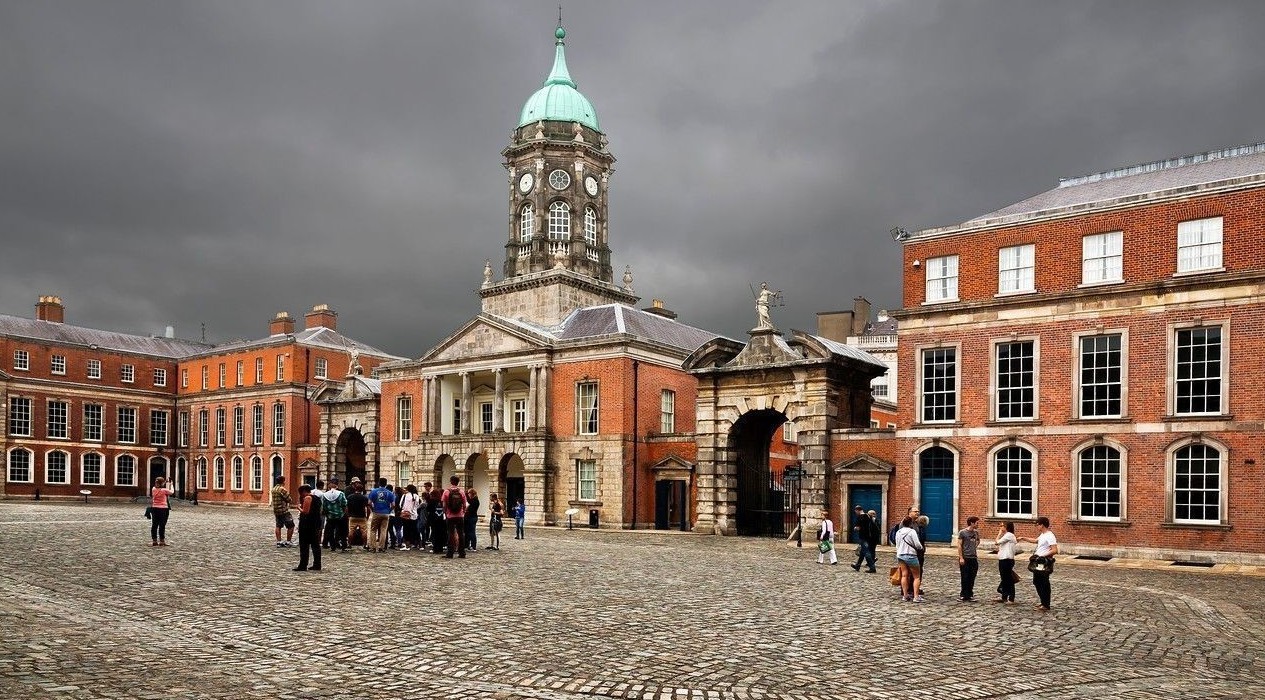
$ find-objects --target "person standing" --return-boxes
[418,482,434,547]
[863,509,880,572]
[270,476,295,548]
[894,516,925,603]
[817,509,838,565]
[512,498,526,540]
[345,479,369,550]
[1019,517,1058,611]
[321,478,348,551]
[149,476,175,546]
[293,484,322,571]
[464,488,480,552]
[488,494,505,550]
[367,478,395,553]
[849,505,870,571]
[957,516,981,601]
[398,484,421,550]
[427,486,446,553]
[443,475,468,558]
[994,521,1018,604]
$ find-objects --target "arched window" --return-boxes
[250,456,263,491]
[919,446,954,479]
[196,457,208,490]
[232,456,244,491]
[548,201,570,240]
[81,452,104,486]
[214,456,225,490]
[519,203,534,243]
[1077,445,1121,520]
[116,454,136,487]
[993,446,1033,517]
[7,448,32,483]
[584,206,599,261]
[1173,443,1221,524]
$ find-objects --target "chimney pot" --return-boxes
[269,311,295,336]
[304,304,338,330]
[35,295,65,323]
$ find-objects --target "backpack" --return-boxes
[446,488,464,515]
[888,523,901,545]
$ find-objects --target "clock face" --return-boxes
[585,175,599,196]
[518,172,534,194]
[548,169,571,190]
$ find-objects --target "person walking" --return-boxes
[1019,516,1058,611]
[512,498,526,540]
[849,505,872,571]
[863,509,880,572]
[346,479,369,550]
[293,484,322,571]
[443,475,468,558]
[149,476,175,546]
[894,516,925,602]
[367,477,395,553]
[994,521,1018,604]
[398,484,422,550]
[321,477,348,552]
[270,476,295,548]
[817,509,838,565]
[464,488,480,552]
[957,516,981,601]
[488,494,505,550]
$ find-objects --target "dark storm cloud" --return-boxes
[2,0,1264,353]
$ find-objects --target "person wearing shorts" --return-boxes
[270,476,294,547]
[894,516,925,602]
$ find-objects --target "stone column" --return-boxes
[429,374,443,435]
[421,376,433,434]
[527,365,538,430]
[493,368,505,432]
[460,372,472,435]
[538,364,551,431]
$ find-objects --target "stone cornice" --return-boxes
[478,268,638,305]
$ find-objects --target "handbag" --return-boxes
[888,566,902,586]
[144,505,152,519]
[1027,554,1054,574]
[818,540,833,554]
[1010,568,1022,583]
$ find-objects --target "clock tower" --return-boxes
[481,22,637,325]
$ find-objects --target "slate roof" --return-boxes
[863,317,898,335]
[555,304,725,353]
[967,142,1265,225]
[809,334,888,371]
[0,314,209,358]
[192,326,404,360]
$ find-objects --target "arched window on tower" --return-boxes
[548,201,570,256]
[518,203,534,257]
[584,206,599,261]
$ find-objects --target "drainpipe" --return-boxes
[631,360,639,530]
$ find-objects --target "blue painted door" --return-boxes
[848,485,882,544]
[920,479,954,542]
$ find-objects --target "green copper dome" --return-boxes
[518,24,601,132]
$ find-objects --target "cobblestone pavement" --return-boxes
[2,502,1263,700]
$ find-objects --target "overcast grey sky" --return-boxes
[2,1,1263,355]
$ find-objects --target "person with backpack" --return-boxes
[443,475,468,558]
[427,486,446,554]
[894,516,925,602]
[367,477,395,553]
[345,479,369,550]
[320,477,348,552]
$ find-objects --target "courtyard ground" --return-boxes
[1,501,1262,699]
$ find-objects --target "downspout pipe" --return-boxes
[631,360,639,530]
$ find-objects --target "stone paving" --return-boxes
[1,501,1263,700]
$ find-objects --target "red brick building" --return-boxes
[892,143,1265,562]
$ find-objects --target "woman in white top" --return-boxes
[817,510,838,565]
[1018,516,1058,611]
[894,516,925,602]
[398,484,422,550]
[994,521,1018,604]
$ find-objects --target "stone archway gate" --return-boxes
[684,327,887,537]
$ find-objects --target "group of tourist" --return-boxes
[818,504,1059,610]
[267,475,527,571]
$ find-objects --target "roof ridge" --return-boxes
[1058,141,1265,188]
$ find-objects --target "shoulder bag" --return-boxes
[1027,554,1054,574]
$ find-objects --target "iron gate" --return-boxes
[736,458,803,538]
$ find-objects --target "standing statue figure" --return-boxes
[756,282,778,329]
[347,347,362,377]
[482,259,494,287]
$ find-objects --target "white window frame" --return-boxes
[153,368,167,387]
[1168,321,1228,417]
[8,397,32,437]
[577,459,598,501]
[201,366,208,390]
[150,409,168,447]
[215,407,226,447]
[480,402,494,434]
[214,456,225,490]
[1176,216,1223,274]
[121,364,135,384]
[13,349,29,371]
[924,255,959,303]
[181,369,188,388]
[1073,440,1127,522]
[81,452,104,486]
[397,461,411,487]
[250,456,263,491]
[87,359,101,380]
[314,357,327,380]
[232,456,244,491]
[991,337,1039,422]
[397,396,412,441]
[236,361,244,386]
[576,381,599,435]
[511,399,527,432]
[218,363,226,388]
[1074,330,1128,420]
[115,454,136,487]
[255,357,264,384]
[548,201,570,241]
[83,404,103,442]
[917,344,959,424]
[272,403,285,445]
[44,449,70,485]
[196,457,208,490]
[660,389,675,434]
[584,206,599,261]
[988,441,1037,519]
[275,355,284,382]
[997,243,1035,295]
[51,354,66,375]
[198,409,209,448]
[46,400,69,439]
[117,407,137,444]
[519,203,535,245]
[178,411,189,448]
[782,421,796,443]
[1167,438,1227,525]
[7,448,33,483]
[252,404,264,446]
[233,406,244,446]
[1081,231,1123,286]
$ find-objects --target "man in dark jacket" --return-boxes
[849,505,877,572]
[293,484,322,572]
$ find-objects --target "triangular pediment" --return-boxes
[832,454,896,475]
[422,315,552,363]
[651,455,695,472]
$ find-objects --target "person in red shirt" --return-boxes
[443,475,468,559]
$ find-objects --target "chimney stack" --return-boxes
[851,297,872,336]
[35,296,65,323]
[269,311,295,336]
[304,303,338,331]
[641,298,678,320]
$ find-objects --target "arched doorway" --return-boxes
[918,446,956,542]
[730,408,791,537]
[499,453,525,509]
[174,457,187,500]
[435,454,457,487]
[465,453,490,499]
[335,428,367,485]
